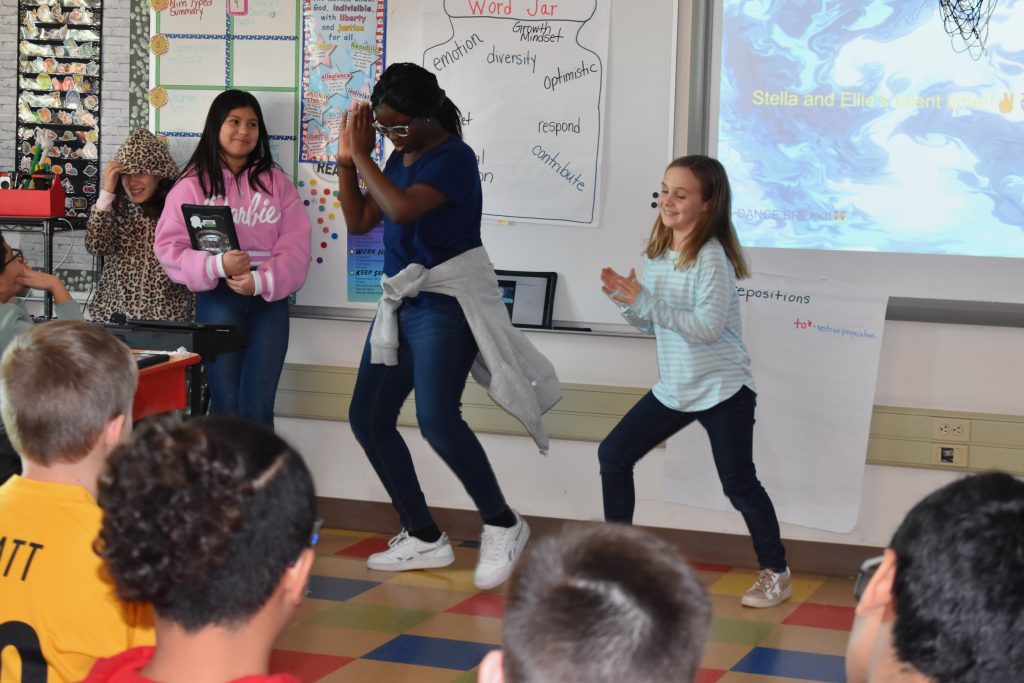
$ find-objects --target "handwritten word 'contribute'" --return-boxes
[532,145,585,191]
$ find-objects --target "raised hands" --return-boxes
[600,267,642,306]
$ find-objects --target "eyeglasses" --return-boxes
[853,554,884,601]
[371,120,413,138]
[309,516,324,547]
[3,248,24,268]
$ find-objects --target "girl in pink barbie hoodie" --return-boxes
[155,90,311,425]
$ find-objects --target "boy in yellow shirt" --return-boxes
[0,321,155,683]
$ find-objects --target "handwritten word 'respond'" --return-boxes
[543,60,597,92]
[487,45,537,72]
[433,33,484,72]
[468,0,560,17]
[513,20,564,43]
[537,116,580,135]
[532,145,585,191]
[168,0,214,20]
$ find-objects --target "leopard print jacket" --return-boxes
[85,128,194,322]
[86,199,194,322]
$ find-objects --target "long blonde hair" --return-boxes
[645,155,749,278]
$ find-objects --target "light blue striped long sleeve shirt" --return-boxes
[618,239,754,412]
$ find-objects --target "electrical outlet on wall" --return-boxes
[932,444,969,467]
[932,417,970,442]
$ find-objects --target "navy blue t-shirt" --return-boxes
[382,135,483,279]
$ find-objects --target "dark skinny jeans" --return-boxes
[349,296,509,532]
[598,385,787,572]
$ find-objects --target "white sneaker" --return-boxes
[366,529,455,571]
[474,510,530,590]
[741,567,792,608]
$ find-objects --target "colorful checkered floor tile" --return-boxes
[269,528,857,682]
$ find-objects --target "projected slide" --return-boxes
[717,1,1024,258]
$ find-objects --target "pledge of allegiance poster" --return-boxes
[300,0,386,303]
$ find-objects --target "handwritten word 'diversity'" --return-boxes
[487,45,537,72]
[532,144,585,191]
[513,20,564,43]
[468,0,560,17]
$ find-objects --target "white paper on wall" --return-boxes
[661,271,888,533]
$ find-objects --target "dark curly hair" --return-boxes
[371,62,463,138]
[889,471,1024,682]
[95,415,317,631]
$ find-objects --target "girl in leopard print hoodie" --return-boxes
[85,128,194,322]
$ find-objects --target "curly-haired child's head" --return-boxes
[95,415,317,631]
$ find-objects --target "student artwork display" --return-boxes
[298,0,386,303]
[16,0,102,221]
[421,0,611,226]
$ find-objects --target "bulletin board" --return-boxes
[148,0,678,326]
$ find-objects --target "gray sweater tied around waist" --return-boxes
[370,246,562,453]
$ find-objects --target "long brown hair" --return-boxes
[645,155,749,279]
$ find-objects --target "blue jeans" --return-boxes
[195,281,289,426]
[598,386,787,572]
[349,296,509,532]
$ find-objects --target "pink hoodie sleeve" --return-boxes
[153,176,220,293]
[252,171,312,302]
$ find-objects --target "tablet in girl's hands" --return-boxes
[182,204,240,255]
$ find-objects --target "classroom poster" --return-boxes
[299,0,386,302]
[661,272,888,533]
[149,0,301,174]
[421,0,610,225]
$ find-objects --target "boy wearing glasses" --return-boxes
[0,233,81,484]
[0,233,81,351]
[846,471,1024,682]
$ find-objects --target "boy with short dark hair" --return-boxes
[479,524,711,683]
[846,471,1024,682]
[0,321,154,683]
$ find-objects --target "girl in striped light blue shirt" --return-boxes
[599,155,791,609]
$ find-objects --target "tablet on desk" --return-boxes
[495,270,557,329]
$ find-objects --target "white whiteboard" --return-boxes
[383,0,677,325]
